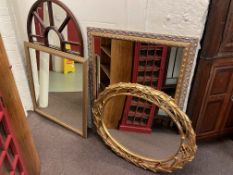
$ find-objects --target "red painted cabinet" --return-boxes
[119,43,167,133]
[0,95,28,175]
[94,39,174,132]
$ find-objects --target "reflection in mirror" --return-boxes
[93,37,184,132]
[103,95,180,160]
[94,37,183,99]
[29,47,84,133]
[47,30,61,48]
[30,2,67,42]
[52,3,67,29]
[28,0,83,55]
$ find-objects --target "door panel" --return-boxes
[196,60,233,136]
[210,69,232,95]
[199,100,224,133]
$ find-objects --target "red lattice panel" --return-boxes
[0,95,27,175]
[119,42,167,133]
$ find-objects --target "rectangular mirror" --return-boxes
[88,28,198,109]
[24,42,87,138]
[88,28,198,133]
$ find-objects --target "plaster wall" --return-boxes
[4,0,210,111]
[0,0,32,111]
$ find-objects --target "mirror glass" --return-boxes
[103,95,181,160]
[89,29,197,172]
[92,36,185,160]
[30,1,82,55]
[93,37,184,100]
[29,48,84,132]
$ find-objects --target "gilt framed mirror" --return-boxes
[24,42,88,138]
[88,28,198,172]
[87,27,198,109]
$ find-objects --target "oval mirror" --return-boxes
[93,83,197,173]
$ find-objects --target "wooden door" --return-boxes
[195,59,233,138]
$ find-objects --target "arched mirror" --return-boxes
[27,0,83,55]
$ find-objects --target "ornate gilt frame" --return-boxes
[87,27,198,110]
[24,42,88,138]
[93,83,197,173]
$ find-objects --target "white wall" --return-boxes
[0,0,32,111]
[5,0,210,111]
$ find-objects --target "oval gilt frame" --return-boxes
[93,83,197,173]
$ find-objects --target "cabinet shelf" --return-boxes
[101,46,111,58]
[131,100,151,108]
[100,64,110,78]
[139,56,162,61]
[120,43,167,133]
[128,111,150,118]
[138,66,160,72]
[137,76,158,82]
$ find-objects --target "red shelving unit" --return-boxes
[119,42,167,133]
[0,94,27,175]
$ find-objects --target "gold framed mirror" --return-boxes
[93,82,197,173]
[88,28,198,172]
[24,42,88,138]
[87,27,198,109]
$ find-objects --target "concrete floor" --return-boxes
[27,112,233,175]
